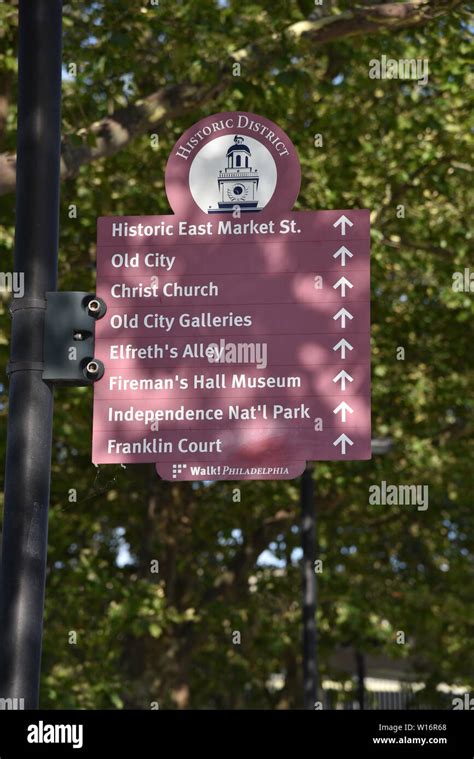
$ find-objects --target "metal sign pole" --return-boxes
[0,0,62,709]
[301,463,318,709]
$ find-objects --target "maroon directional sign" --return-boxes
[92,111,371,480]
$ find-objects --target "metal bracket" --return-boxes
[42,292,107,386]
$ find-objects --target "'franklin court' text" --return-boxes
[107,437,222,455]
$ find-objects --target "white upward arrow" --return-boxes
[333,246,353,267]
[333,401,354,423]
[333,307,353,328]
[332,338,353,359]
[333,369,354,391]
[333,276,353,297]
[333,433,354,455]
[333,215,354,236]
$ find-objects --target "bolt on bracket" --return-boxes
[42,292,106,386]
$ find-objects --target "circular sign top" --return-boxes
[165,111,301,218]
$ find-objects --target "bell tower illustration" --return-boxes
[208,135,260,213]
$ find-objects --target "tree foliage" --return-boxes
[0,0,473,709]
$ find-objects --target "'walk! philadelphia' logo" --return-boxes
[165,111,301,218]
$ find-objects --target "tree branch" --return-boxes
[0,0,464,196]
[381,236,453,258]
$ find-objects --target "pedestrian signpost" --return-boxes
[1,79,372,711]
[92,112,371,480]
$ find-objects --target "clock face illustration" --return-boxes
[227,183,249,202]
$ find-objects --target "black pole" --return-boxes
[301,463,318,709]
[355,650,366,710]
[0,0,62,709]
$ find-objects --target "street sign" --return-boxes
[92,112,371,480]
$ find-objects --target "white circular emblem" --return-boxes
[188,134,277,214]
